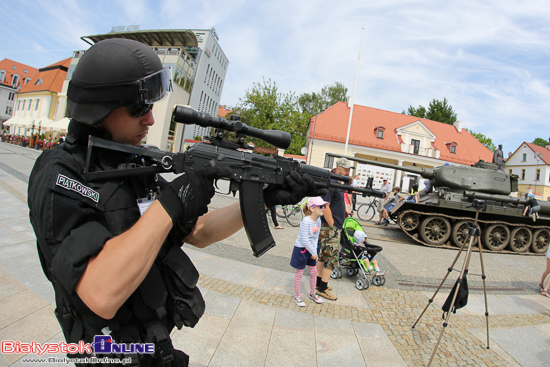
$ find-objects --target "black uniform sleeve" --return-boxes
[29,150,115,296]
[52,222,113,295]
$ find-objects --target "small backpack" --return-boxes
[442,275,469,319]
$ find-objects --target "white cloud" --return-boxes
[1,0,548,150]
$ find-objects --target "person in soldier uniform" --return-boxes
[27,38,318,366]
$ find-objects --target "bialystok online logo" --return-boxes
[1,335,155,356]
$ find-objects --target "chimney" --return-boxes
[454,120,462,132]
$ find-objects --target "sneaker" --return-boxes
[309,293,323,304]
[374,270,386,276]
[316,289,338,301]
[292,296,306,307]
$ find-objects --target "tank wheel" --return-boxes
[331,268,342,279]
[482,224,510,251]
[419,216,451,246]
[372,275,385,286]
[531,229,550,254]
[509,227,532,253]
[399,212,420,231]
[355,276,370,291]
[451,220,479,248]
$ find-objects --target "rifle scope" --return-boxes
[172,105,292,150]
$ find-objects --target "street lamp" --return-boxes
[307,102,326,165]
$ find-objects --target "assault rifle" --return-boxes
[83,105,385,257]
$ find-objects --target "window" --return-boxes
[28,99,32,110]
[12,65,16,70]
[17,100,21,110]
[411,139,420,154]
[8,92,14,100]
[521,169,526,180]
[12,74,19,87]
[35,99,40,111]
[24,78,31,85]
[324,154,335,169]
[374,126,385,139]
[446,142,458,154]
[35,78,43,85]
[522,153,527,161]
[536,169,541,181]
[21,100,25,110]
[0,70,5,83]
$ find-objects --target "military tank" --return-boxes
[338,156,549,254]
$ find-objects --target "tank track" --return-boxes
[394,209,549,256]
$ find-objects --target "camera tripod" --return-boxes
[411,200,490,366]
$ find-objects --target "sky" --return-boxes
[2,0,549,156]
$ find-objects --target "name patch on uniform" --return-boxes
[55,174,100,203]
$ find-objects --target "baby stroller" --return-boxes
[331,217,386,290]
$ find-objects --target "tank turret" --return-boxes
[343,157,517,195]
[328,154,548,255]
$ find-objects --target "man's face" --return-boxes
[100,106,155,146]
[336,166,350,177]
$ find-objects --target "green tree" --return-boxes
[465,129,496,152]
[402,105,427,118]
[532,137,549,147]
[403,98,457,125]
[238,78,309,155]
[298,82,348,114]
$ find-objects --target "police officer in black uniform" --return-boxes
[28,38,318,366]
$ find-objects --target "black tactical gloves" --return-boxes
[263,171,328,208]
[157,167,231,236]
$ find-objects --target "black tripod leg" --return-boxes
[477,234,490,349]
[427,229,476,367]
[412,235,470,329]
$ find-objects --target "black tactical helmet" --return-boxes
[67,38,172,125]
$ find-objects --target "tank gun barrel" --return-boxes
[464,191,550,215]
[326,154,435,178]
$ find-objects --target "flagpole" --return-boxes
[344,28,364,156]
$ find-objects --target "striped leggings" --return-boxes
[294,266,317,296]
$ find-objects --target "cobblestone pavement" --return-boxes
[1,141,550,367]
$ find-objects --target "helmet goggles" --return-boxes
[68,66,173,105]
[134,67,173,104]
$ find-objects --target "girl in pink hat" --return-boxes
[290,197,328,306]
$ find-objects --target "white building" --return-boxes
[70,28,229,152]
[505,142,550,201]
[0,59,38,125]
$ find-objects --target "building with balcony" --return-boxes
[505,142,550,201]
[0,59,38,125]
[306,101,493,191]
[63,28,228,152]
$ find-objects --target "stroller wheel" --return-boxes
[331,268,342,279]
[372,275,385,286]
[346,268,359,277]
[355,277,370,290]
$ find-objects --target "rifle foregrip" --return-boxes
[239,181,276,257]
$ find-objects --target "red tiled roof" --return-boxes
[0,58,39,90]
[19,58,71,94]
[217,105,232,118]
[311,102,493,166]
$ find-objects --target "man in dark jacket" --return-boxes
[28,38,316,366]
